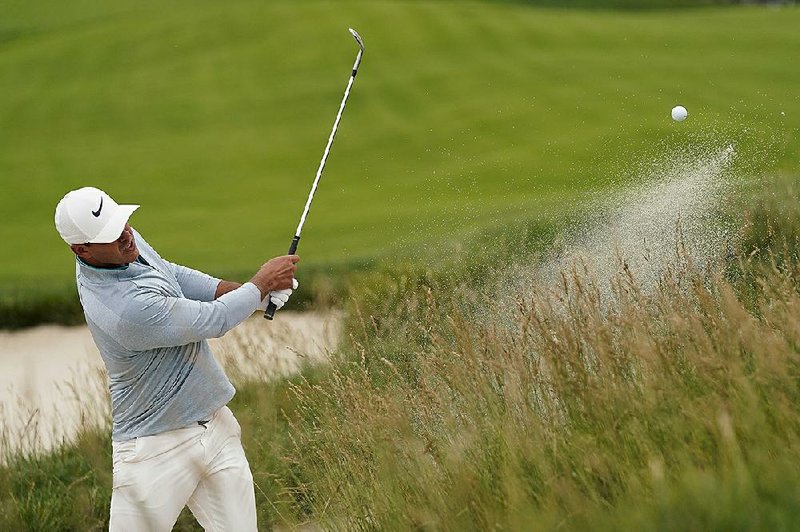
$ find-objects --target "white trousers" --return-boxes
[110,406,257,531]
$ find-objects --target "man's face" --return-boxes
[72,224,139,267]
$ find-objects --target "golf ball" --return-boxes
[671,105,688,122]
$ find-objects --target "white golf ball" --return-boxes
[671,105,688,122]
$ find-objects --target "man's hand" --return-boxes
[249,255,300,298]
[257,278,299,311]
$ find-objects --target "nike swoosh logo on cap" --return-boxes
[92,196,103,217]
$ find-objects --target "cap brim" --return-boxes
[89,205,139,243]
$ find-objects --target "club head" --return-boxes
[349,28,365,51]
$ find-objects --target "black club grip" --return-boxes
[264,236,301,320]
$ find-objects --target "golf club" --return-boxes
[265,28,365,320]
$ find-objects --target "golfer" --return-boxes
[54,186,298,531]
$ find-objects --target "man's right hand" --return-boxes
[250,255,300,298]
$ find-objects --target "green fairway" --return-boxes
[1,1,798,290]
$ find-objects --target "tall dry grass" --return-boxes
[276,176,800,530]
[2,175,800,530]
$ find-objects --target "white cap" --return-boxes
[55,187,139,244]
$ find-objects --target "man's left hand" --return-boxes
[257,278,299,311]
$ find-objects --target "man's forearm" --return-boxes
[214,256,299,301]
[215,280,242,299]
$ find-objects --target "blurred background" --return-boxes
[1,0,797,323]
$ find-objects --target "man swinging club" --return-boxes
[55,186,298,530]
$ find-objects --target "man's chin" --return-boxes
[125,247,139,263]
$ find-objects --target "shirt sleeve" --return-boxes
[115,282,261,351]
[166,262,220,302]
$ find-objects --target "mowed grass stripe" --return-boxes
[1,2,798,287]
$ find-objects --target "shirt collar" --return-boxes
[76,255,130,271]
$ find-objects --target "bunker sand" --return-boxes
[0,312,340,460]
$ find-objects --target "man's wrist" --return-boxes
[249,277,275,298]
[239,282,264,304]
[214,280,243,299]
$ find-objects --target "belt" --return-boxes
[198,406,224,428]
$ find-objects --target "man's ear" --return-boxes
[70,244,90,258]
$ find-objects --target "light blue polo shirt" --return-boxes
[75,229,260,441]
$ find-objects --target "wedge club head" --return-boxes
[349,28,365,51]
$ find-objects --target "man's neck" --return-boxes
[77,256,132,270]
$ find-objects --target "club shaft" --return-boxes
[294,48,363,238]
[265,30,363,321]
